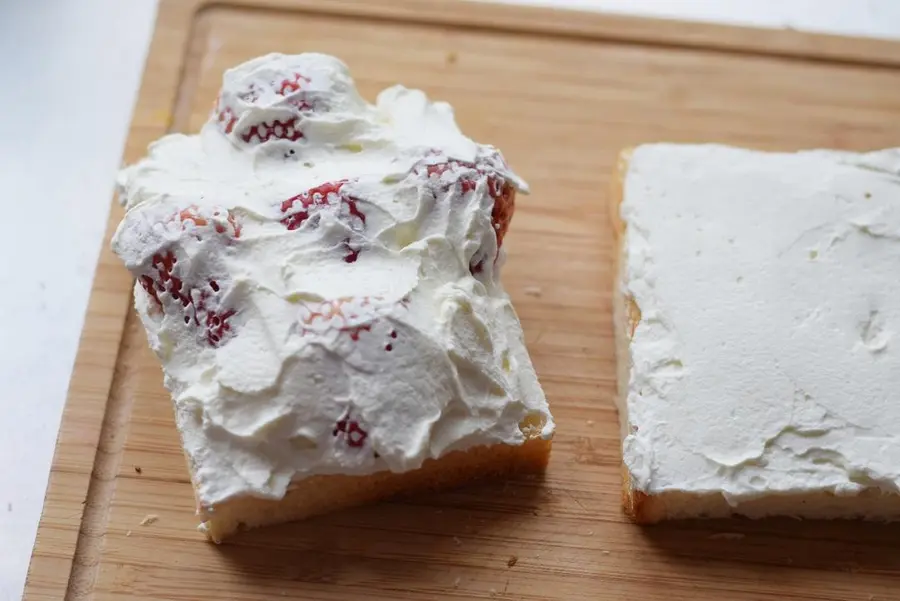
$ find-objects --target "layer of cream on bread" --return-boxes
[619,143,900,506]
[112,53,553,508]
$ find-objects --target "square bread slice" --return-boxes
[112,53,553,541]
[612,143,900,523]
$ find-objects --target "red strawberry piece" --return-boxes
[340,238,363,264]
[204,305,236,346]
[332,413,368,448]
[240,118,304,144]
[170,205,242,239]
[137,206,242,347]
[138,274,160,306]
[218,107,237,135]
[486,173,516,247]
[280,180,366,231]
[278,72,311,96]
[297,295,410,345]
[214,71,315,145]
[280,181,367,261]
[212,94,238,135]
[414,152,517,273]
[415,154,516,245]
[417,158,480,194]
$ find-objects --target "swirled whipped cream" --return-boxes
[112,53,553,507]
[620,143,900,506]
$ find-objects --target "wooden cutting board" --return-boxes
[25,1,900,599]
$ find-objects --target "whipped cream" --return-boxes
[112,53,553,508]
[619,143,900,505]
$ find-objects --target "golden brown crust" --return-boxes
[609,148,631,242]
[620,465,637,520]
[611,148,651,524]
[197,438,552,542]
[621,464,658,524]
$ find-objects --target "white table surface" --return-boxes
[1,1,898,599]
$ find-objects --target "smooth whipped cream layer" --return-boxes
[619,143,900,505]
[112,53,553,507]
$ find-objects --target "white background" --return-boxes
[1,1,898,599]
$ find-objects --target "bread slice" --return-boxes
[197,437,550,541]
[112,53,555,541]
[612,144,900,523]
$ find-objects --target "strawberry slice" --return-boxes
[277,72,311,96]
[413,152,517,273]
[486,172,516,248]
[172,205,242,238]
[296,295,409,345]
[414,154,516,246]
[137,206,242,347]
[240,118,303,144]
[213,70,316,145]
[279,180,367,263]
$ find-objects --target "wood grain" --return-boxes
[25,0,900,599]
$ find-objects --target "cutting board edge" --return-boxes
[203,0,900,68]
[23,0,900,598]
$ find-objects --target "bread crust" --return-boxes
[610,148,652,523]
[192,437,552,542]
